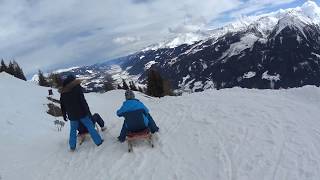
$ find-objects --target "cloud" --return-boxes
[0,0,302,77]
[113,36,141,45]
[227,0,298,18]
[168,16,207,34]
[131,0,155,4]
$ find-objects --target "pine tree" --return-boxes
[163,79,173,96]
[38,70,49,87]
[53,74,63,87]
[122,79,129,90]
[12,61,26,81]
[146,69,164,97]
[138,86,144,93]
[7,61,15,76]
[103,73,115,92]
[0,59,7,73]
[47,73,63,88]
[129,81,138,91]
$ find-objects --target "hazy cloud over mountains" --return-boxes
[0,0,303,76]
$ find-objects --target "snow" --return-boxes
[54,66,79,73]
[192,81,203,91]
[274,15,308,38]
[312,52,320,58]
[215,45,220,51]
[179,75,191,88]
[144,61,157,70]
[166,32,205,48]
[220,34,258,60]
[143,32,209,51]
[243,71,256,79]
[262,71,280,82]
[2,72,320,180]
[262,71,280,89]
[300,0,320,24]
[201,61,208,70]
[300,61,310,67]
[104,65,141,86]
[202,80,214,89]
[86,70,93,74]
[297,35,302,43]
[30,74,39,82]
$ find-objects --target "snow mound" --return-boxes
[2,72,320,180]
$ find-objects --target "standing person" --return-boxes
[59,75,103,151]
[116,90,159,142]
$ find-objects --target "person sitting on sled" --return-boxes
[116,89,159,142]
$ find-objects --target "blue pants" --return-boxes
[118,114,159,142]
[69,116,103,149]
[78,113,105,135]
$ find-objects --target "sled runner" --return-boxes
[127,129,154,152]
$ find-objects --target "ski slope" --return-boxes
[1,72,320,180]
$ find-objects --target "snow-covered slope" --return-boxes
[0,72,64,179]
[2,72,320,180]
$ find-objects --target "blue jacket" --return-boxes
[117,99,149,131]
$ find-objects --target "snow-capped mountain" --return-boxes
[51,57,133,92]
[55,1,320,92]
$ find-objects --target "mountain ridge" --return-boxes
[48,1,320,92]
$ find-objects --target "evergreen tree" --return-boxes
[12,61,26,81]
[129,81,138,91]
[146,69,164,97]
[103,73,115,92]
[7,61,15,76]
[117,84,123,89]
[0,59,7,73]
[47,73,63,88]
[38,70,49,87]
[53,74,63,87]
[138,86,144,93]
[163,79,173,96]
[122,79,129,90]
[0,59,26,81]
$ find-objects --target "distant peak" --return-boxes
[300,0,320,18]
[302,0,318,9]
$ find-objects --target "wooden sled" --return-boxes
[127,129,154,152]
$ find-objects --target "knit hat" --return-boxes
[62,74,76,87]
[125,89,135,100]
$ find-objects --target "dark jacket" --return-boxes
[60,79,91,121]
[117,99,149,132]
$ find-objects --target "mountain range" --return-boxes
[48,1,320,92]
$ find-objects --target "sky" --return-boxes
[0,0,317,77]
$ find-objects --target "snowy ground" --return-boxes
[1,72,320,180]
